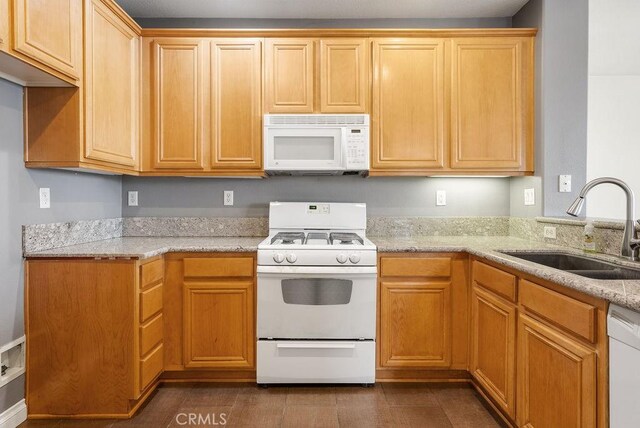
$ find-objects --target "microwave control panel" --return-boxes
[345,128,369,169]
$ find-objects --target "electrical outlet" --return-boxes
[436,190,446,206]
[224,191,234,206]
[39,188,50,209]
[559,175,572,193]
[544,226,557,239]
[524,188,535,206]
[127,191,138,207]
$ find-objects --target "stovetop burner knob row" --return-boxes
[336,254,348,264]
[273,253,285,263]
[286,253,297,263]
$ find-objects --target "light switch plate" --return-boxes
[544,226,557,239]
[224,191,234,206]
[39,188,50,209]
[559,175,572,193]
[436,190,446,206]
[524,188,535,206]
[127,191,138,207]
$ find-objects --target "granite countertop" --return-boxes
[23,236,266,259]
[24,235,640,311]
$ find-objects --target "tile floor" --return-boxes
[19,383,503,428]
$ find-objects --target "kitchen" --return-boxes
[1,0,639,427]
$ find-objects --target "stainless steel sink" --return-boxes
[499,251,640,280]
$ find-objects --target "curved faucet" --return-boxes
[566,177,640,261]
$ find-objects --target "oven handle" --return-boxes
[257,265,377,275]
[276,343,356,350]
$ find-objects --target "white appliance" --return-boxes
[257,202,377,384]
[608,303,640,427]
[263,114,369,175]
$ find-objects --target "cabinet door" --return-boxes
[151,39,205,170]
[517,314,597,428]
[319,39,367,113]
[450,38,532,170]
[183,281,255,369]
[210,39,262,170]
[380,280,451,368]
[12,0,82,79]
[84,0,139,169]
[265,38,314,113]
[372,39,446,172]
[470,286,516,419]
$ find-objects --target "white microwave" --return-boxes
[263,114,370,175]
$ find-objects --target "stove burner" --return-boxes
[271,232,306,245]
[330,232,364,246]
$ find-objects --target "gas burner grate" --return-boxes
[271,232,306,245]
[330,232,364,245]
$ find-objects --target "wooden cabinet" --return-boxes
[11,0,82,82]
[25,256,164,418]
[517,314,597,428]
[24,0,141,174]
[265,37,368,113]
[151,38,205,170]
[181,255,256,369]
[210,39,262,170]
[377,254,470,379]
[84,0,139,169]
[471,285,517,419]
[371,39,446,172]
[450,37,534,172]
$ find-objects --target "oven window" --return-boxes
[273,136,335,161]
[281,279,353,305]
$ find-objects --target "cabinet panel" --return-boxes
[471,286,516,419]
[84,0,139,168]
[319,39,367,113]
[380,281,451,367]
[210,39,262,169]
[183,281,255,368]
[265,38,314,113]
[12,0,82,79]
[372,39,446,171]
[151,39,205,169]
[450,38,531,170]
[517,314,597,428]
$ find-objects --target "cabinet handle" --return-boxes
[276,343,356,350]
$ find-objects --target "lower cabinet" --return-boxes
[517,314,597,428]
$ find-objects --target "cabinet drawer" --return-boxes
[183,257,254,278]
[472,261,517,302]
[140,344,163,391]
[140,313,163,357]
[520,280,596,343]
[140,283,163,323]
[141,259,163,289]
[380,257,451,278]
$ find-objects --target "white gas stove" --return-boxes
[256,202,377,385]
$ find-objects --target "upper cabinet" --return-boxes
[150,39,205,170]
[265,37,369,114]
[450,37,534,172]
[371,39,446,172]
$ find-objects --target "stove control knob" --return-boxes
[273,253,285,263]
[349,254,361,264]
[337,254,348,264]
[286,253,297,263]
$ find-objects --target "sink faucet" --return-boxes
[566,177,640,261]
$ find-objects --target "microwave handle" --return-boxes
[341,127,348,167]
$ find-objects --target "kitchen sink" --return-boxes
[499,251,640,280]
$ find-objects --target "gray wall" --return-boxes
[513,0,589,217]
[122,176,511,217]
[0,78,122,413]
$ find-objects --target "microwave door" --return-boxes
[266,128,343,171]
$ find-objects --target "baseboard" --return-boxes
[0,399,27,428]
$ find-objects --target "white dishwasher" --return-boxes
[608,303,640,427]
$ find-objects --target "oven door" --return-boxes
[257,266,376,339]
[264,127,345,171]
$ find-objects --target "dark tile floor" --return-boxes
[19,383,503,428]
